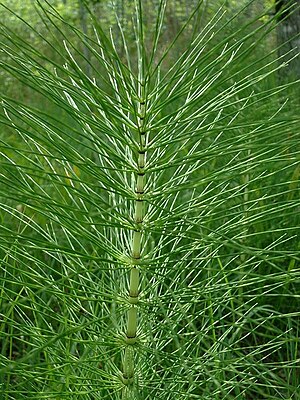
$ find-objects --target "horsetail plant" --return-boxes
[0,1,300,399]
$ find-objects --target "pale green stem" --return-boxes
[122,76,146,390]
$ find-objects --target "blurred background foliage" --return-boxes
[1,0,299,100]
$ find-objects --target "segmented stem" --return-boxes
[122,80,147,389]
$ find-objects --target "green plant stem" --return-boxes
[122,74,147,391]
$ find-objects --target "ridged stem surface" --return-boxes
[122,78,147,391]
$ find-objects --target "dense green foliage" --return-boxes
[0,1,299,399]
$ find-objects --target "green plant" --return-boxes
[0,1,299,399]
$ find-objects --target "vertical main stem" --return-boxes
[122,78,147,388]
